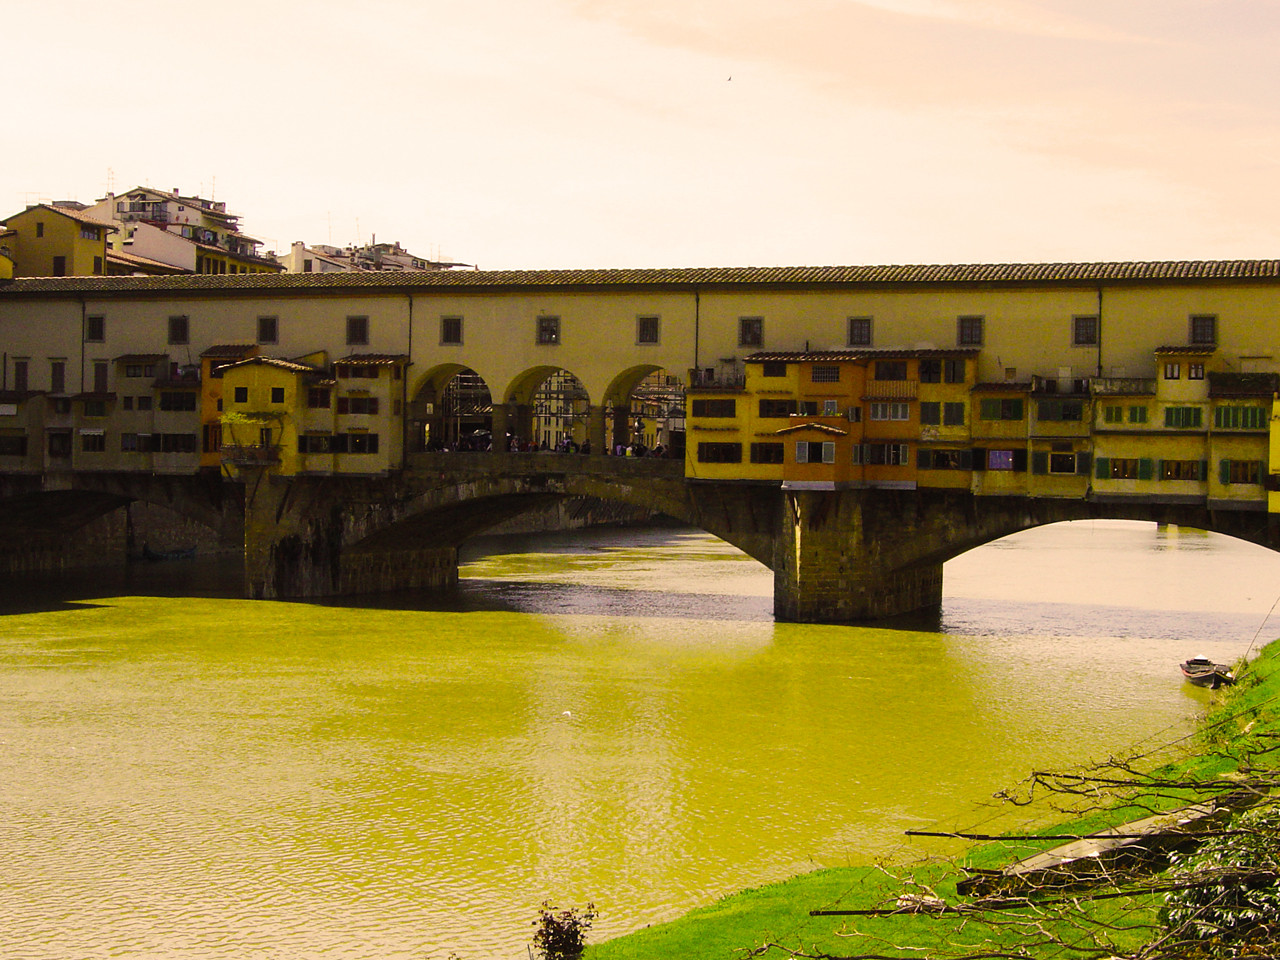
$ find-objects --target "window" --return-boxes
[943,402,965,426]
[159,391,197,411]
[234,386,248,403]
[93,256,103,275]
[160,433,198,453]
[1164,406,1203,429]
[298,434,332,454]
[1222,459,1261,484]
[50,361,65,394]
[0,435,28,456]
[337,396,380,415]
[874,360,908,381]
[697,442,742,463]
[986,449,1027,471]
[957,315,984,346]
[758,399,797,418]
[795,441,835,464]
[441,316,463,345]
[979,398,1024,420]
[1073,316,1099,346]
[12,360,27,392]
[336,364,378,379]
[1037,400,1083,422]
[35,221,43,238]
[822,399,840,416]
[271,387,285,404]
[918,449,971,470]
[1108,458,1141,479]
[347,433,380,454]
[1164,362,1181,380]
[690,398,736,417]
[1129,405,1148,424]
[125,364,154,378]
[750,442,784,463]
[81,432,106,452]
[738,316,763,347]
[1048,452,1078,474]
[48,432,71,458]
[85,316,105,342]
[52,256,66,276]
[944,359,965,383]
[83,400,106,417]
[1104,405,1123,423]
[303,259,313,273]
[762,362,787,377]
[202,424,221,453]
[1215,406,1268,429]
[346,316,370,345]
[637,316,660,344]
[919,359,942,384]
[1190,315,1217,345]
[93,361,108,393]
[1162,460,1204,480]
[811,365,839,383]
[920,401,941,425]
[536,316,560,345]
[307,388,331,409]
[258,316,278,344]
[847,317,872,346]
[167,315,189,345]
[865,442,910,466]
[869,402,909,421]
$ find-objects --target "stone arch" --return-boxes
[603,364,687,457]
[498,366,592,452]
[409,363,496,451]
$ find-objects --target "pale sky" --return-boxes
[7,0,1280,269]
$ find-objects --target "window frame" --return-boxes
[1072,315,1099,347]
[738,316,764,348]
[168,315,190,345]
[957,315,984,346]
[847,316,872,347]
[536,316,561,345]
[441,316,464,345]
[257,316,279,345]
[1189,314,1217,346]
[636,315,660,345]
[346,315,370,346]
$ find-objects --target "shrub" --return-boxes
[532,902,597,960]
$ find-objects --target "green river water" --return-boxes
[2,520,1279,959]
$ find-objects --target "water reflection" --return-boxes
[0,520,1278,959]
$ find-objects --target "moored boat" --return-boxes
[1180,655,1235,689]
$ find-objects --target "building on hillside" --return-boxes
[85,187,282,275]
[0,202,114,277]
[278,239,469,274]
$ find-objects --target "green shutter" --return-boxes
[918,449,933,469]
[1032,451,1048,475]
[980,398,997,420]
[1009,399,1024,420]
[1220,459,1231,485]
[1076,452,1091,475]
[1191,407,1202,428]
[1156,459,1165,481]
[1200,460,1209,481]
[1096,456,1109,479]
[1138,458,1153,480]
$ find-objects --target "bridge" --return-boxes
[5,454,1279,622]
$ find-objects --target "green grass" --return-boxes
[588,641,1280,960]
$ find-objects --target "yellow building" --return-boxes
[200,344,259,471]
[969,380,1031,496]
[0,203,113,277]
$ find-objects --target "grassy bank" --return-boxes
[588,640,1280,960]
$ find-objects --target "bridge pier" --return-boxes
[587,405,607,454]
[773,489,946,622]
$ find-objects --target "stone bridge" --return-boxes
[4,459,1280,621]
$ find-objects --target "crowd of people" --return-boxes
[422,434,673,458]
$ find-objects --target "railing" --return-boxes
[1091,377,1157,396]
[688,371,745,390]
[221,444,280,465]
[862,379,919,400]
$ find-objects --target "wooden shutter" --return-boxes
[1220,459,1231,485]
[1076,452,1091,475]
[1032,451,1048,474]
[1095,456,1110,479]
[1138,458,1153,480]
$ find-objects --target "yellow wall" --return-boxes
[3,208,108,277]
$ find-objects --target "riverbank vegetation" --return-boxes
[589,639,1280,960]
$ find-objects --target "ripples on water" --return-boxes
[1,520,1278,958]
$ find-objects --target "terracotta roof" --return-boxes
[107,249,186,274]
[1,203,116,230]
[972,381,1035,392]
[201,343,257,358]
[219,356,316,374]
[1154,345,1218,355]
[7,259,1280,296]
[774,421,849,436]
[336,353,410,364]
[747,348,981,362]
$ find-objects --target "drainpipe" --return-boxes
[404,290,412,464]
[1095,285,1104,378]
[79,296,87,392]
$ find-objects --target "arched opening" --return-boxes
[503,366,591,452]
[604,365,686,457]
[410,365,495,451]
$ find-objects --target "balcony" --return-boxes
[688,370,745,391]
[221,444,280,465]
[862,379,918,400]
[1091,377,1156,396]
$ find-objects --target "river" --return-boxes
[1,520,1277,959]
